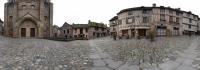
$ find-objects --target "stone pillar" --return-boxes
[13,26,18,38]
[128,29,132,38]
[135,29,138,38]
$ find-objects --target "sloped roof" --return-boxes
[88,20,107,28]
[72,24,89,28]
[0,19,3,23]
[60,22,72,29]
[109,16,118,21]
[117,6,199,18]
[63,22,70,26]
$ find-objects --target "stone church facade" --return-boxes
[4,0,53,38]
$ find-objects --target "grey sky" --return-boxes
[0,0,200,27]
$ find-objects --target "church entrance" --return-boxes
[21,28,26,37]
[19,19,37,38]
[30,28,36,37]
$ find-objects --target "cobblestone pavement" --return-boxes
[160,37,200,70]
[0,36,200,70]
[88,36,200,70]
[0,36,92,70]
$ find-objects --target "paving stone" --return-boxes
[90,54,101,59]
[93,59,106,67]
[176,65,196,70]
[91,67,112,70]
[104,59,123,69]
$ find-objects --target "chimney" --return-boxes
[153,3,156,7]
[178,8,180,10]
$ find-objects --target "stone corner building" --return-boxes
[0,19,3,35]
[110,4,200,38]
[4,0,53,38]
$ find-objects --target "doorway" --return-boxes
[21,28,26,37]
[138,29,146,36]
[30,28,35,37]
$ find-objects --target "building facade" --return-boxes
[88,20,109,39]
[0,19,3,35]
[109,16,118,36]
[4,0,53,38]
[52,25,61,38]
[72,20,109,39]
[182,12,199,35]
[198,19,200,35]
[72,24,89,39]
[110,4,199,38]
[60,22,73,39]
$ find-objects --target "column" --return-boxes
[135,29,138,38]
[128,29,132,38]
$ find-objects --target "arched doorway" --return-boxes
[19,19,38,37]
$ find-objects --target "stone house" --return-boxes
[110,4,199,38]
[109,16,118,36]
[88,20,109,39]
[60,20,109,40]
[198,19,200,35]
[60,22,73,39]
[72,24,89,39]
[0,19,3,35]
[182,12,199,35]
[52,25,61,38]
[4,0,53,38]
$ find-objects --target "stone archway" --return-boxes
[19,19,38,37]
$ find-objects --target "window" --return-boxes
[67,29,69,33]
[169,16,173,22]
[143,17,148,23]
[176,12,179,16]
[44,16,48,21]
[143,10,148,14]
[95,27,98,31]
[128,11,133,15]
[93,32,95,36]
[31,5,35,9]
[169,10,173,14]
[22,5,26,9]
[9,16,13,22]
[118,20,122,25]
[63,30,66,34]
[173,27,179,30]
[188,25,191,29]
[86,28,88,33]
[160,14,165,21]
[74,35,77,38]
[187,14,190,17]
[157,28,166,36]
[75,28,77,33]
[102,28,104,31]
[189,19,192,23]
[127,17,135,24]
[176,18,179,23]
[193,15,195,19]
[160,9,165,13]
[173,27,179,35]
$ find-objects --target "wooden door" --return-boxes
[21,28,26,37]
[30,28,35,37]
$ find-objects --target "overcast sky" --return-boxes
[0,0,200,27]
